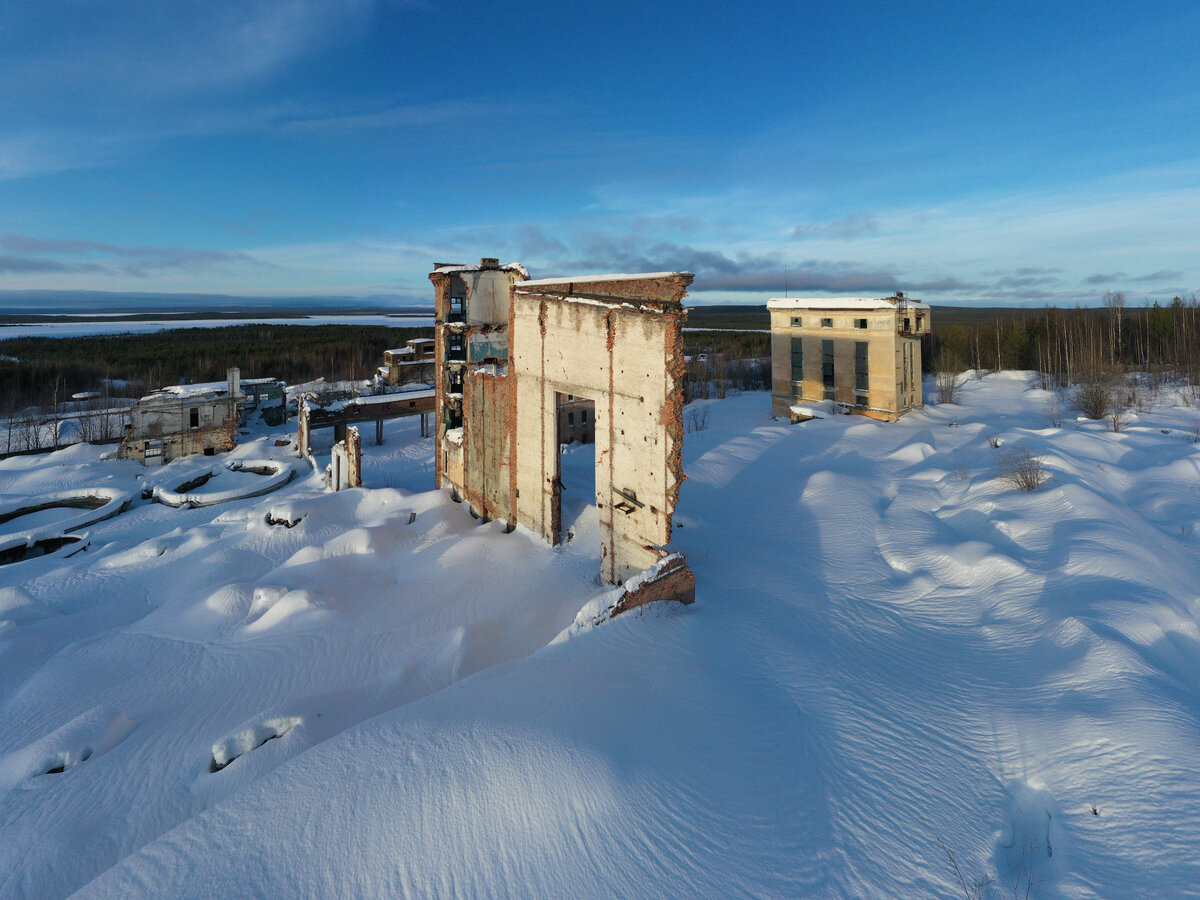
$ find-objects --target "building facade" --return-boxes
[768,294,930,421]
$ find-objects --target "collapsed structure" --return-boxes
[431,258,694,593]
[117,368,244,464]
[767,293,930,421]
[380,338,436,387]
[117,368,287,464]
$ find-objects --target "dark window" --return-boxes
[567,412,574,425]
[821,317,833,328]
[790,337,804,382]
[790,316,803,327]
[822,339,834,389]
[189,408,199,428]
[855,318,868,329]
[856,393,869,407]
[855,341,869,391]
[581,409,588,424]
[903,317,911,331]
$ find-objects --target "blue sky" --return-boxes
[1,0,1198,308]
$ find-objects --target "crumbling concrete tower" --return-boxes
[430,259,694,586]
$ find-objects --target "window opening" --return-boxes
[790,336,804,383]
[854,341,869,392]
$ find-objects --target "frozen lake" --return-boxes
[0,314,434,340]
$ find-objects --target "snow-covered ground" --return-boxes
[2,373,1200,898]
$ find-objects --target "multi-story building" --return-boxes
[767,293,930,421]
[381,339,437,387]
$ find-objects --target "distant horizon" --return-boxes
[1,284,1190,319]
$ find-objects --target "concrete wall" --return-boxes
[432,262,692,586]
[329,425,362,490]
[508,275,691,584]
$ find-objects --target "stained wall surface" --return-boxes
[508,276,691,583]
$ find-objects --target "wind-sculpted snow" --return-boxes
[3,376,1200,897]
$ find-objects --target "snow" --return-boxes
[517,271,689,288]
[768,296,933,311]
[322,389,436,412]
[763,297,931,312]
[3,374,1200,898]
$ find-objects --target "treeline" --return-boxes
[683,329,771,401]
[0,324,433,410]
[924,295,1200,379]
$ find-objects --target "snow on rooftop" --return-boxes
[153,381,236,399]
[767,296,931,311]
[517,271,690,289]
[433,262,529,278]
[386,347,415,355]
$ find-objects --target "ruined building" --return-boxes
[117,368,244,464]
[768,294,930,421]
[431,258,694,592]
[380,338,436,387]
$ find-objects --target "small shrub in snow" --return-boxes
[986,433,1003,449]
[996,446,1048,491]
[1074,370,1117,420]
[935,353,965,404]
[951,463,971,481]
[1189,419,1200,443]
[1044,398,1063,428]
[685,407,710,433]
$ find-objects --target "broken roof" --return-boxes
[432,262,529,278]
[518,272,688,288]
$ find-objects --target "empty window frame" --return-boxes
[189,407,200,428]
[790,316,803,327]
[581,409,588,424]
[820,317,833,328]
[855,318,868,329]
[854,341,869,392]
[855,393,869,407]
[822,339,835,391]
[790,337,804,382]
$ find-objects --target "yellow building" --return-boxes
[767,293,930,421]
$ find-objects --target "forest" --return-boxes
[0,324,431,411]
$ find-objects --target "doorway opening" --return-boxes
[555,391,596,545]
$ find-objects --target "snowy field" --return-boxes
[2,373,1200,898]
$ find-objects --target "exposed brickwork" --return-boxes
[611,554,696,617]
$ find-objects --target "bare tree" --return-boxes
[936,351,966,404]
[1103,290,1125,367]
